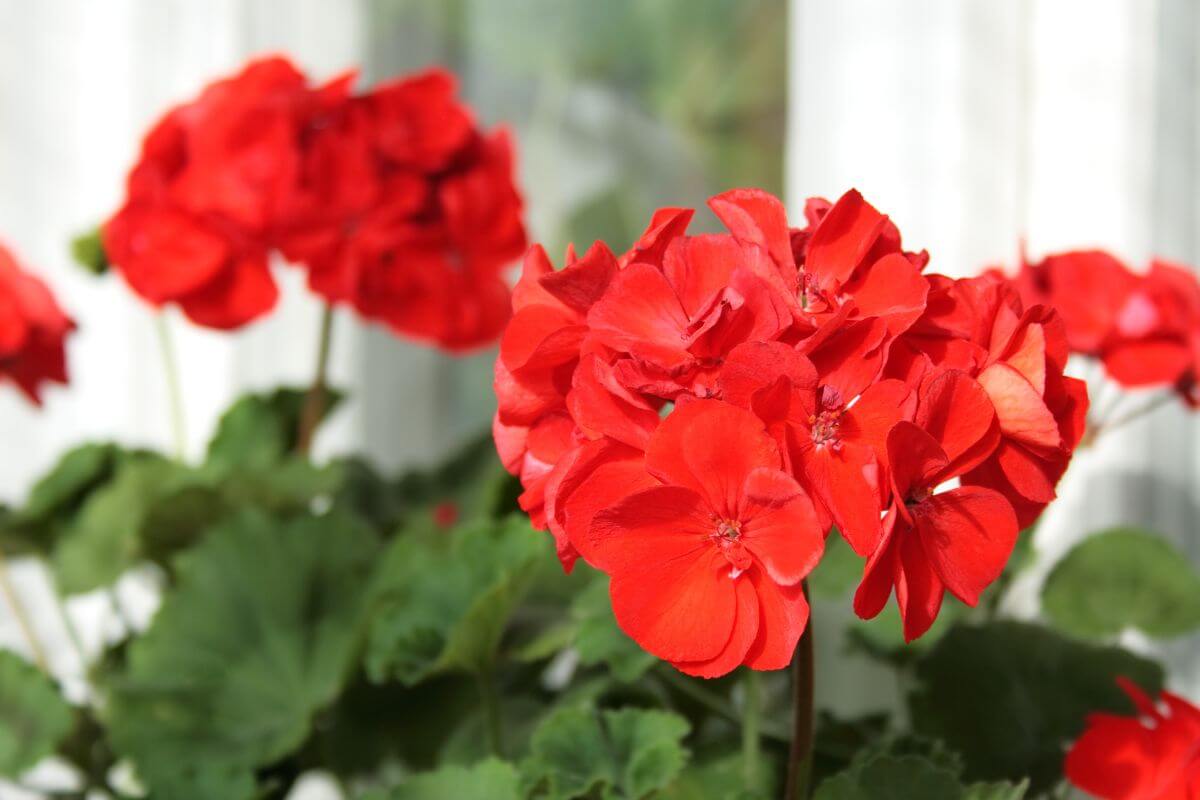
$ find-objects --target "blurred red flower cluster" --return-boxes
[1012,250,1200,406]
[0,243,73,403]
[103,57,525,349]
[1066,678,1200,800]
[494,188,1089,675]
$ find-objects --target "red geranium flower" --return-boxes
[582,400,824,677]
[854,371,1016,641]
[1066,678,1200,800]
[0,243,74,403]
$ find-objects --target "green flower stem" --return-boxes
[478,667,505,757]
[742,668,762,792]
[785,582,815,800]
[51,588,87,668]
[296,304,335,456]
[0,550,49,672]
[154,313,187,461]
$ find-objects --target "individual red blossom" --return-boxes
[1101,260,1200,404]
[1065,678,1200,800]
[854,371,1016,641]
[104,56,318,329]
[582,401,824,677]
[0,243,74,403]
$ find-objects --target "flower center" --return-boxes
[809,410,843,450]
[711,518,751,577]
[714,518,742,540]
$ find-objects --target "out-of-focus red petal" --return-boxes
[179,250,278,329]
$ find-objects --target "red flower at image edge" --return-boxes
[581,401,824,678]
[1013,250,1200,405]
[0,243,73,403]
[1066,678,1200,800]
[104,57,527,349]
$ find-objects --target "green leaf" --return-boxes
[0,651,73,777]
[814,754,962,800]
[521,706,690,799]
[1042,528,1200,639]
[52,454,180,594]
[808,532,862,600]
[365,758,520,800]
[70,226,109,275]
[907,620,1164,792]
[393,430,517,523]
[104,509,379,793]
[366,515,548,684]
[660,754,770,800]
[205,387,342,472]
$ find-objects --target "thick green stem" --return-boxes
[478,668,504,757]
[154,313,187,461]
[741,668,762,792]
[784,583,815,800]
[296,304,335,456]
[0,550,49,672]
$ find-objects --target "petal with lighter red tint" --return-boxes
[914,486,1017,607]
[977,362,1062,450]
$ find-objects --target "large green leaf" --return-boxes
[521,706,690,799]
[104,509,379,794]
[365,515,549,684]
[907,621,1164,792]
[0,651,73,777]
[365,758,520,800]
[1042,528,1200,639]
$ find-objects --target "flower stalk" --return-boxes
[785,583,815,800]
[0,549,50,673]
[296,304,335,456]
[154,313,187,461]
[742,668,763,792]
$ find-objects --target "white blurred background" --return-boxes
[0,0,1197,797]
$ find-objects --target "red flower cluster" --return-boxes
[494,188,1088,674]
[104,56,525,348]
[1012,250,1200,405]
[1066,678,1200,800]
[0,243,73,403]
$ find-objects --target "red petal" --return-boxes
[854,507,898,619]
[608,546,737,663]
[895,526,946,642]
[886,421,949,497]
[621,207,694,269]
[645,400,780,518]
[842,379,915,459]
[586,262,692,370]
[995,318,1047,396]
[568,354,659,450]
[708,188,796,279]
[914,486,1017,607]
[799,444,883,557]
[663,234,741,318]
[805,189,888,288]
[499,305,583,372]
[718,341,816,410]
[742,572,809,671]
[1103,339,1192,388]
[672,574,760,678]
[845,252,929,335]
[538,241,618,314]
[179,251,278,329]
[917,369,1000,476]
[555,442,655,568]
[976,362,1062,449]
[739,467,825,585]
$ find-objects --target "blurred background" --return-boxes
[0,0,1197,796]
